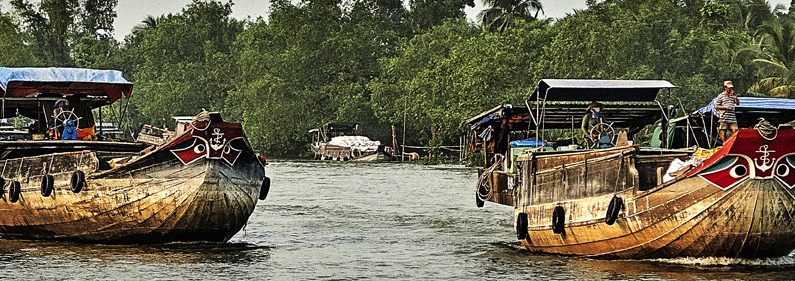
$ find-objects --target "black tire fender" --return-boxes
[9,181,21,203]
[71,171,85,193]
[41,175,54,197]
[259,177,270,200]
[605,196,624,225]
[516,212,529,240]
[0,177,6,198]
[475,191,484,208]
[551,205,565,234]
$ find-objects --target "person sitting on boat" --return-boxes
[582,101,605,143]
[715,81,740,143]
[49,97,97,141]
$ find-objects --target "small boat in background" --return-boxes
[471,79,795,259]
[0,67,270,244]
[309,122,395,161]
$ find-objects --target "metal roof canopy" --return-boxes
[467,101,663,131]
[530,79,677,102]
[529,100,663,130]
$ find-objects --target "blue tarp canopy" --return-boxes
[695,97,795,114]
[0,67,132,104]
[693,96,795,126]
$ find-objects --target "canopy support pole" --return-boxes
[98,105,103,140]
[677,98,700,148]
[119,95,130,140]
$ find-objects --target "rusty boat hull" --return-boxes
[0,118,267,244]
[481,128,795,259]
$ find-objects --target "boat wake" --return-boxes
[643,253,795,267]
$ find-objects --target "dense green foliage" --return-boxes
[1,0,794,157]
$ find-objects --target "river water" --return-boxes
[2,161,795,280]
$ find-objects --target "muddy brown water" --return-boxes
[1,161,794,280]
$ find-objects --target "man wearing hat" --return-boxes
[715,80,740,143]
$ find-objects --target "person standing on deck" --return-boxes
[715,80,740,143]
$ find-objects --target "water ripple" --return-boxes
[1,162,793,280]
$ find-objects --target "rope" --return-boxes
[476,154,504,202]
[754,118,778,140]
[190,110,212,131]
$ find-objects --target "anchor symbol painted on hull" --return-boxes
[210,128,226,151]
[755,144,776,172]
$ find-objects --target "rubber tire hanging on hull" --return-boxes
[475,192,484,208]
[71,171,85,193]
[41,175,54,197]
[516,213,529,240]
[259,177,271,200]
[9,181,21,203]
[0,177,5,198]
[551,205,565,234]
[604,195,624,225]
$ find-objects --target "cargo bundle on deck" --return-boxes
[0,67,270,243]
[469,79,795,259]
[309,122,396,162]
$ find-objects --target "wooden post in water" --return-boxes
[391,125,398,159]
[402,100,407,162]
[459,136,463,162]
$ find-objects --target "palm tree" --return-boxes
[479,0,544,32]
[745,18,795,97]
[124,15,161,46]
[139,15,159,30]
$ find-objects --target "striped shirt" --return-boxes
[716,91,738,123]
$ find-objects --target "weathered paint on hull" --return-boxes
[519,178,795,259]
[0,117,266,244]
[486,129,795,259]
[0,155,262,243]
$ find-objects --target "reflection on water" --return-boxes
[0,240,270,264]
[1,161,794,280]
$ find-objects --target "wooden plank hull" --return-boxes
[519,177,795,258]
[486,128,795,259]
[0,117,267,244]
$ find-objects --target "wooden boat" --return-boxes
[309,122,395,161]
[0,67,270,243]
[470,79,795,259]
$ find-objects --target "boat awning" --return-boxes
[467,105,530,130]
[0,67,133,104]
[690,96,795,126]
[695,96,795,114]
[527,100,663,130]
[468,101,663,132]
[529,79,677,101]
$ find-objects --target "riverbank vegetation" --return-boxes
[0,0,793,157]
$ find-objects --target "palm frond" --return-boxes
[767,85,795,98]
[752,58,790,74]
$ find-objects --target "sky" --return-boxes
[75,0,795,41]
[112,0,589,40]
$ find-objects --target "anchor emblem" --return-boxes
[754,144,776,172]
[209,128,226,151]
